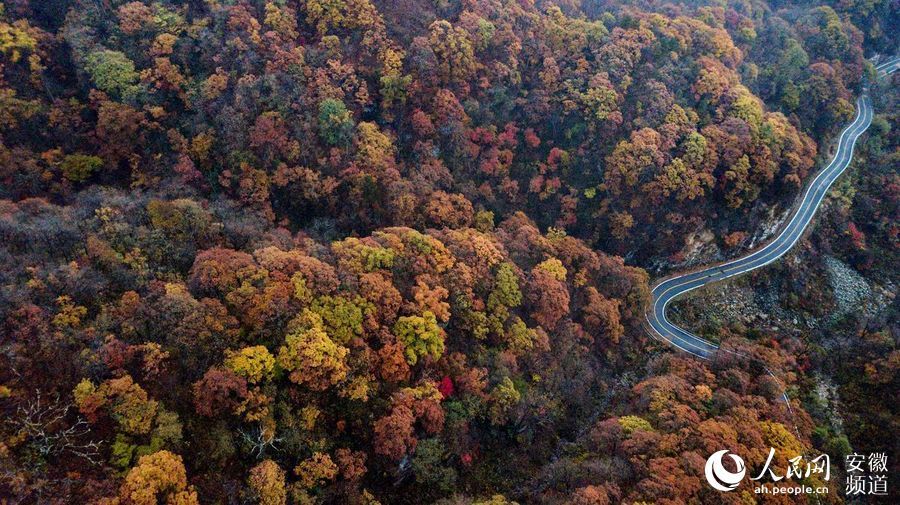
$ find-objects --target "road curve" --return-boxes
[645,58,897,360]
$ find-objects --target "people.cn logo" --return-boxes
[705,450,747,492]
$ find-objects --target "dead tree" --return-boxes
[8,390,102,465]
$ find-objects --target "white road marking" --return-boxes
[646,59,895,358]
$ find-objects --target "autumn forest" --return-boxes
[0,0,897,503]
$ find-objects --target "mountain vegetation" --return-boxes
[0,0,894,502]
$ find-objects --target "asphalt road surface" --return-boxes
[645,57,898,359]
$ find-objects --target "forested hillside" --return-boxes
[670,68,900,502]
[0,0,894,503]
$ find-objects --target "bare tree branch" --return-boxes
[8,390,103,465]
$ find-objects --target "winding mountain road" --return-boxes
[645,56,898,359]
